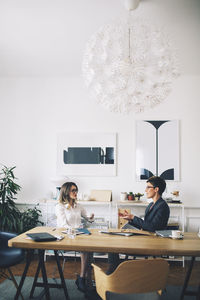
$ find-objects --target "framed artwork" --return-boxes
[57,132,116,176]
[136,120,180,181]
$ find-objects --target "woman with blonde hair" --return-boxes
[55,182,94,293]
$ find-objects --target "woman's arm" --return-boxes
[80,205,94,222]
[129,203,170,232]
[55,204,70,228]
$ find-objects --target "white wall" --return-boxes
[0,0,200,207]
[0,75,200,205]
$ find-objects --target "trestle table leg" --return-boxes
[14,249,34,300]
[180,256,195,300]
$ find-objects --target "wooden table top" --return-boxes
[8,227,200,257]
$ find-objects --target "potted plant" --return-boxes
[134,193,144,201]
[0,165,21,232]
[19,205,44,233]
[127,192,134,201]
[0,165,43,233]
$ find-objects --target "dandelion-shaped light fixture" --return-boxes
[82,0,180,114]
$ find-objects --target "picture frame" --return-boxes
[57,132,117,176]
[136,120,180,181]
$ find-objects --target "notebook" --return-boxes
[76,228,91,235]
[26,232,57,242]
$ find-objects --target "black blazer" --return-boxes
[129,198,170,232]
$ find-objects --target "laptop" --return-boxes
[26,232,57,242]
[155,230,172,238]
[99,231,135,237]
[121,222,139,230]
[99,230,149,237]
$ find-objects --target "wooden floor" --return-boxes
[1,255,200,287]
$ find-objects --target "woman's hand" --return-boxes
[119,210,134,221]
[89,213,94,222]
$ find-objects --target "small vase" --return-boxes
[120,192,127,201]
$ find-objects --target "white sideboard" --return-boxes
[16,200,111,229]
[15,200,200,233]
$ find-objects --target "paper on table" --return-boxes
[61,228,91,235]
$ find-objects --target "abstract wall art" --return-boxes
[57,132,116,176]
[136,120,180,181]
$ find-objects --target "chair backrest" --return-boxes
[0,231,17,248]
[92,258,169,300]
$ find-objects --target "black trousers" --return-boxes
[108,253,120,266]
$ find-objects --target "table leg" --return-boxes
[38,250,51,300]
[29,255,41,298]
[14,249,34,300]
[54,250,69,300]
[180,256,195,300]
[197,285,200,300]
[29,250,70,300]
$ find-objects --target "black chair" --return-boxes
[0,231,25,300]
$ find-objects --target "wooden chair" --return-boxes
[92,258,169,300]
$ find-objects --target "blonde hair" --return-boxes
[58,182,78,205]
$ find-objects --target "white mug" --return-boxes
[171,230,182,239]
[198,228,200,238]
[120,192,127,201]
[83,194,90,201]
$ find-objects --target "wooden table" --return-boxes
[8,227,200,300]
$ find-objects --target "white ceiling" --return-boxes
[0,0,200,77]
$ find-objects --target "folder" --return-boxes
[76,228,91,235]
[26,232,57,242]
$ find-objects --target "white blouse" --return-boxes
[55,202,90,229]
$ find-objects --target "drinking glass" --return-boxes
[67,227,76,239]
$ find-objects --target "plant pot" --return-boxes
[128,195,134,201]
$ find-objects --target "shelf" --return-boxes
[45,249,108,260]
[77,201,112,206]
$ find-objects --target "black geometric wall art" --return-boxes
[57,132,116,176]
[63,147,114,164]
[136,120,179,181]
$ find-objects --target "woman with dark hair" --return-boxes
[55,182,94,293]
[107,176,170,275]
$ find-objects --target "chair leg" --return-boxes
[7,268,24,300]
